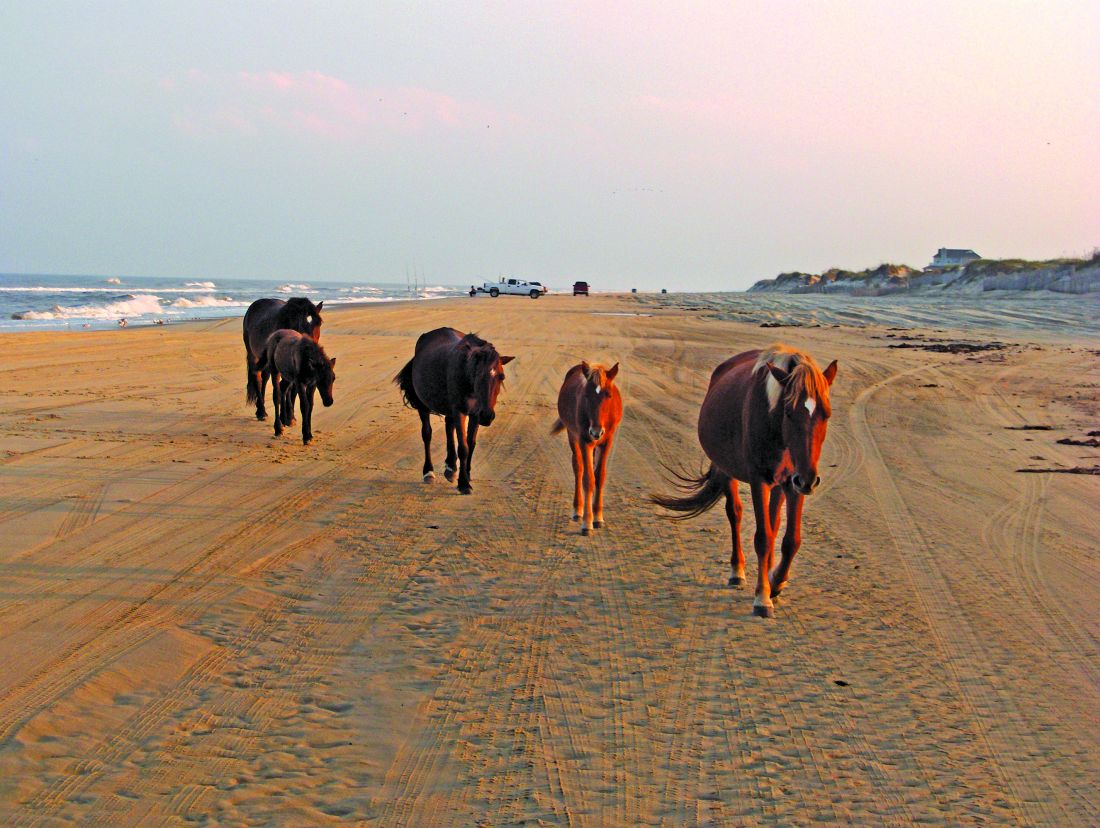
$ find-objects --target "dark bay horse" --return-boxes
[243,297,323,420]
[653,344,837,617]
[395,327,513,494]
[551,362,623,535]
[261,329,336,445]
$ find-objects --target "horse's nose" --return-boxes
[479,412,495,426]
[792,474,818,495]
[589,427,604,441]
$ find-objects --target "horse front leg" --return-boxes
[444,415,457,482]
[724,480,746,586]
[454,414,472,494]
[457,418,479,495]
[770,486,804,600]
[750,481,779,618]
[419,409,435,481]
[580,442,596,535]
[569,435,583,521]
[592,436,614,529]
[301,385,315,445]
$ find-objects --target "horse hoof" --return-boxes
[458,486,472,495]
[593,520,604,529]
[256,412,267,421]
[423,471,435,482]
[571,514,580,522]
[581,526,590,536]
[444,467,455,482]
[752,604,775,619]
[728,575,743,587]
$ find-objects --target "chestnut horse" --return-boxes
[551,362,622,535]
[395,327,514,494]
[653,345,837,617]
[243,297,323,421]
[260,329,336,445]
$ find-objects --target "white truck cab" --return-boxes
[480,277,548,298]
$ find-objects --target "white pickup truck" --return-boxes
[477,277,548,298]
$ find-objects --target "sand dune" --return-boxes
[0,294,1097,825]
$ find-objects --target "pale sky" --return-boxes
[1,2,1097,291]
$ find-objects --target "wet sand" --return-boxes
[0,293,1098,825]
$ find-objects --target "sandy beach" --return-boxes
[0,292,1098,825]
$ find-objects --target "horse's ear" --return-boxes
[822,360,838,385]
[767,363,790,385]
[580,360,591,376]
[315,301,323,311]
[500,355,515,365]
[606,363,619,381]
[329,357,336,367]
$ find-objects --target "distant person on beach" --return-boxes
[118,318,127,327]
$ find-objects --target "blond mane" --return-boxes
[752,344,831,413]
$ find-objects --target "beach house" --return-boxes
[927,248,980,269]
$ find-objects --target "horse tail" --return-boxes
[550,418,565,436]
[245,331,260,405]
[651,463,729,519]
[394,358,424,411]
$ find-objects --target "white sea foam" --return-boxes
[106,277,121,285]
[13,293,166,321]
[277,283,312,293]
[170,295,246,309]
[184,281,216,289]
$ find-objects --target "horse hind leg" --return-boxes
[419,409,435,481]
[272,376,284,437]
[724,481,746,586]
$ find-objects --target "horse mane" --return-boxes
[458,332,491,352]
[299,336,331,376]
[752,344,830,413]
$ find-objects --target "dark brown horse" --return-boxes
[551,362,623,535]
[260,329,337,445]
[395,327,514,494]
[653,344,837,617]
[243,297,323,421]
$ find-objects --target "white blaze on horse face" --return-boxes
[805,397,816,416]
[489,369,496,377]
[594,385,602,395]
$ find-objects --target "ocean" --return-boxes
[0,274,469,331]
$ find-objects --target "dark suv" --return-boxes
[572,281,589,296]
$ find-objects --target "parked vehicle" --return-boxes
[477,277,548,298]
[573,281,589,296]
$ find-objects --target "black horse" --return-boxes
[243,297,323,420]
[395,327,513,494]
[261,329,337,445]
